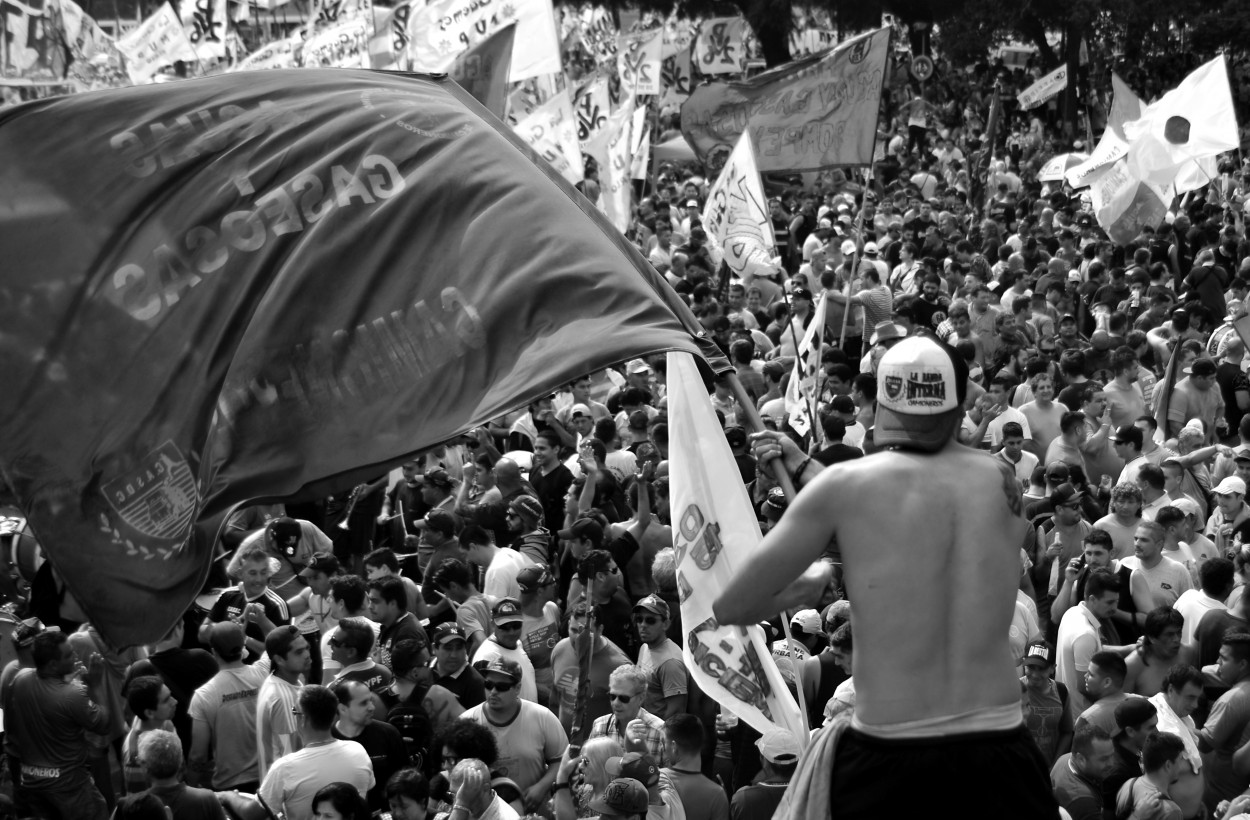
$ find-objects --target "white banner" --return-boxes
[1017,65,1067,110]
[302,13,370,67]
[693,16,753,76]
[174,0,229,61]
[660,47,693,106]
[232,33,302,70]
[784,294,827,437]
[1066,74,1140,189]
[407,0,560,82]
[585,98,635,233]
[368,1,414,70]
[667,351,809,742]
[573,74,610,144]
[514,89,585,184]
[618,29,662,96]
[701,131,776,276]
[116,3,197,83]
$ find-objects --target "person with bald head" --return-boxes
[458,457,532,549]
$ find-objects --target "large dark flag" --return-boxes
[449,24,516,120]
[0,70,719,646]
[680,27,889,173]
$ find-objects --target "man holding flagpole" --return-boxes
[713,336,1057,818]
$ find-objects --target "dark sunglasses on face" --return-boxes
[633,615,660,625]
[608,693,634,703]
[483,680,516,692]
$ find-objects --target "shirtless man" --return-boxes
[715,336,1057,818]
[1123,607,1189,697]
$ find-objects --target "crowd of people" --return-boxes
[10,31,1250,820]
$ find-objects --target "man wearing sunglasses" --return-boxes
[461,658,568,814]
[633,595,687,720]
[589,665,668,766]
[470,600,537,702]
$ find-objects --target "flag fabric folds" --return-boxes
[784,295,827,438]
[0,70,719,645]
[407,0,560,82]
[666,352,808,742]
[700,131,779,278]
[1066,73,1141,190]
[1016,65,1067,111]
[116,3,198,84]
[681,27,890,173]
[449,24,516,119]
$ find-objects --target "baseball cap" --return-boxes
[11,617,51,649]
[1049,483,1083,507]
[516,565,555,593]
[266,517,302,556]
[1022,640,1054,667]
[492,598,524,625]
[874,336,967,452]
[479,657,522,682]
[421,509,457,537]
[590,778,650,816]
[509,495,544,523]
[863,241,879,255]
[557,517,604,543]
[209,622,246,656]
[299,551,340,578]
[829,395,856,414]
[1234,447,1250,463]
[626,358,652,375]
[791,287,813,301]
[605,753,660,788]
[1044,462,1071,484]
[724,426,747,448]
[685,199,699,208]
[755,728,800,764]
[1171,497,1202,519]
[1114,698,1158,732]
[840,239,857,256]
[1108,425,1143,448]
[430,623,467,647]
[569,403,593,419]
[1189,358,1218,378]
[418,468,454,490]
[633,594,670,619]
[1215,476,1248,497]
[790,609,825,635]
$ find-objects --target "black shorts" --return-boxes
[830,724,1056,819]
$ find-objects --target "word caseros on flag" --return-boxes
[666,352,809,742]
[0,70,719,645]
[681,26,889,173]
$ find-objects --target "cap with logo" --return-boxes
[633,594,670,619]
[590,778,651,816]
[299,551,340,578]
[1108,425,1143,448]
[418,469,454,490]
[516,565,556,593]
[874,337,968,452]
[11,617,52,649]
[266,517,302,557]
[790,608,825,635]
[431,623,467,646]
[509,495,544,524]
[492,598,524,625]
[1022,640,1054,667]
[605,753,660,788]
[479,657,522,682]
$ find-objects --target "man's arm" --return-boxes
[285,587,312,618]
[187,718,214,788]
[1073,634,1097,701]
[1050,561,1081,623]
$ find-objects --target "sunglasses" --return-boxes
[608,693,635,703]
[633,615,661,625]
[482,680,517,692]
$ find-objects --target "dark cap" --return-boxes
[1049,483,1083,507]
[11,617,49,649]
[209,622,246,656]
[830,395,856,414]
[421,509,457,537]
[492,598,524,625]
[605,753,660,788]
[791,287,813,301]
[480,656,522,682]
[590,778,650,815]
[1109,425,1144,448]
[724,426,747,448]
[430,623,467,647]
[516,565,556,593]
[1044,461,1071,484]
[1189,358,1218,378]
[557,517,604,543]
[1114,698,1158,732]
[633,594,670,619]
[1022,640,1054,667]
[299,551,340,578]
[418,468,454,490]
[266,517,302,556]
[509,495,544,523]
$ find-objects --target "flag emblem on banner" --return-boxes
[102,441,200,542]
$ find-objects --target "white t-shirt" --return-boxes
[472,638,538,702]
[1056,603,1101,720]
[259,739,374,820]
[461,700,569,791]
[1131,555,1194,609]
[319,619,381,684]
[256,674,302,781]
[986,406,1032,448]
[1175,588,1228,650]
[483,549,538,601]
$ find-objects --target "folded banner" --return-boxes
[585,97,636,233]
[116,3,198,84]
[784,294,827,438]
[232,33,303,71]
[700,131,777,277]
[449,24,515,119]
[681,27,889,173]
[514,87,584,183]
[574,74,611,144]
[666,351,809,742]
[407,0,560,82]
[368,0,415,70]
[0,70,720,646]
[1066,74,1141,190]
[1017,65,1067,110]
[1086,159,1171,246]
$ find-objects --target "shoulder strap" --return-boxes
[1055,680,1069,711]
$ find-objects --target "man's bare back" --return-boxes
[715,439,1025,727]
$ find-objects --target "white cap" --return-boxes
[1215,476,1247,497]
[875,336,965,452]
[840,240,857,256]
[863,241,879,254]
[790,609,824,635]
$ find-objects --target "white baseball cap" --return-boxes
[1215,476,1247,497]
[874,336,966,452]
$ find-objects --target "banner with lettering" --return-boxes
[407,0,560,82]
[661,16,695,59]
[1017,65,1067,110]
[574,5,617,66]
[116,3,198,83]
[301,13,369,67]
[660,47,693,107]
[693,16,753,76]
[666,351,809,741]
[0,70,721,646]
[174,0,229,61]
[514,88,584,183]
[233,33,302,71]
[681,26,889,173]
[0,0,65,79]
[573,74,610,144]
[585,97,635,232]
[617,29,662,96]
[1087,159,1171,246]
[368,1,414,69]
[448,23,514,119]
[700,131,777,277]
[789,28,835,57]
[58,0,128,89]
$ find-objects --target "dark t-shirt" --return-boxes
[1218,361,1249,435]
[209,587,290,663]
[338,662,394,697]
[147,647,219,751]
[599,589,640,662]
[530,464,574,534]
[730,781,788,820]
[1049,754,1103,820]
[436,664,486,709]
[375,613,429,671]
[147,783,226,820]
[332,719,409,811]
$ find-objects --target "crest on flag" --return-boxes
[102,441,200,542]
